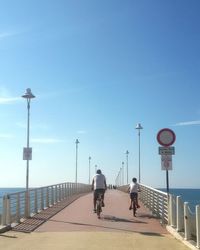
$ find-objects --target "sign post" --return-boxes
[157,128,176,193]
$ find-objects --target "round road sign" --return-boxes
[157,128,176,147]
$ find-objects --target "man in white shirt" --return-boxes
[92,169,107,213]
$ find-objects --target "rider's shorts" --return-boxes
[94,189,105,200]
[130,192,138,200]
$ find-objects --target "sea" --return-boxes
[159,188,200,213]
[0,187,200,214]
[0,188,25,214]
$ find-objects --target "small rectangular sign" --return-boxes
[23,147,32,160]
[161,155,172,170]
[159,146,175,155]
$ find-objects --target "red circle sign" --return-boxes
[157,128,176,147]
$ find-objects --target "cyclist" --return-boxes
[91,169,107,213]
[128,177,140,210]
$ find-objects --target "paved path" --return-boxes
[0,190,190,250]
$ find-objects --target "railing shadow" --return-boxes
[49,218,163,236]
[103,215,147,224]
[137,213,158,219]
[0,234,17,238]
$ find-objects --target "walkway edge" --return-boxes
[166,225,197,250]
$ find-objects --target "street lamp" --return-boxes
[88,156,91,184]
[126,150,129,184]
[95,164,97,173]
[22,88,35,217]
[135,123,143,183]
[122,162,124,185]
[115,169,120,187]
[75,139,79,184]
[120,167,122,186]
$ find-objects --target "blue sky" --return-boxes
[0,0,200,188]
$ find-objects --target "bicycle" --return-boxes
[96,192,104,219]
[131,195,137,217]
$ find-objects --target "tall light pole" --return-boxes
[75,139,79,184]
[22,88,35,217]
[95,164,97,173]
[135,123,143,183]
[120,167,122,186]
[122,161,124,185]
[88,156,91,184]
[126,150,129,184]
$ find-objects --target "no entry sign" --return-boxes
[157,128,176,147]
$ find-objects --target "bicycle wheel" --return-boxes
[133,200,137,217]
[96,201,101,219]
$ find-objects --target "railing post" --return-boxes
[196,205,200,249]
[51,186,54,205]
[46,187,49,208]
[5,195,11,225]
[69,183,72,196]
[161,195,165,225]
[176,196,184,232]
[168,194,172,225]
[64,183,67,198]
[184,202,191,240]
[169,194,176,227]
[34,189,38,214]
[41,188,44,210]
[2,195,7,225]
[59,184,61,201]
[55,185,58,203]
[59,184,62,200]
[62,184,65,199]
[16,193,20,223]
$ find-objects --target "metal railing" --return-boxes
[0,182,91,226]
[168,195,200,248]
[118,184,169,224]
[119,183,200,248]
[139,184,169,224]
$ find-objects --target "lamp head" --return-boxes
[135,123,143,130]
[22,88,35,99]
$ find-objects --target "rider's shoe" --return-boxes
[102,201,105,207]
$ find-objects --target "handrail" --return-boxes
[118,183,200,248]
[118,184,169,224]
[0,182,91,226]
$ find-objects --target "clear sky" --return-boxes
[0,0,200,189]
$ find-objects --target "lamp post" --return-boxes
[95,164,97,173]
[116,169,120,187]
[122,161,124,185]
[75,139,79,184]
[135,123,143,183]
[120,167,122,186]
[126,150,129,184]
[88,156,91,184]
[22,88,35,217]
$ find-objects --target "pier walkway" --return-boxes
[0,190,190,250]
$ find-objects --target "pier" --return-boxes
[0,183,199,249]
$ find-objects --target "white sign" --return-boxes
[23,147,32,160]
[161,155,172,170]
[159,146,175,155]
